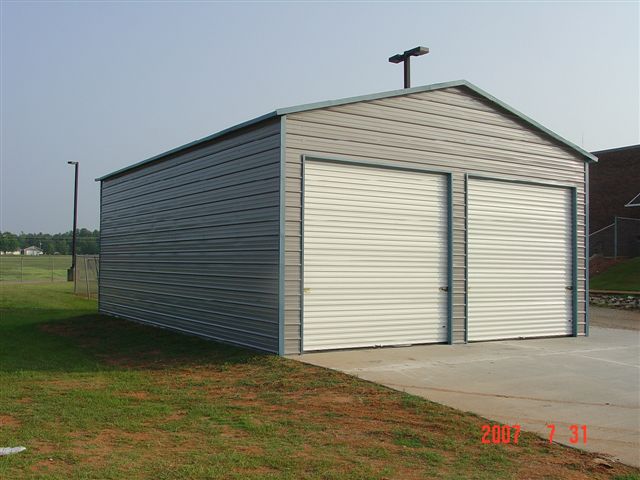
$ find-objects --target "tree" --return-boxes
[0,230,98,255]
[54,238,69,255]
[1,233,19,253]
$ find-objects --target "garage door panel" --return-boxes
[468,178,572,341]
[306,163,439,185]
[303,230,446,240]
[303,160,448,351]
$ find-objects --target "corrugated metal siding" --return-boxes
[467,178,573,340]
[99,119,281,353]
[302,160,448,351]
[284,86,587,354]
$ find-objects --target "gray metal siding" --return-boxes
[99,119,281,353]
[284,86,587,354]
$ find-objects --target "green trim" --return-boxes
[572,188,579,337]
[278,116,287,355]
[97,181,103,313]
[463,174,469,343]
[277,80,596,163]
[447,174,454,345]
[585,165,589,336]
[459,82,597,163]
[276,80,468,115]
[96,80,595,182]
[300,155,306,354]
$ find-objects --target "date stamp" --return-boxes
[547,424,588,444]
[481,424,521,444]
[481,424,588,444]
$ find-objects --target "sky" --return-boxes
[1,1,638,233]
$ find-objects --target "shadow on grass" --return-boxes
[1,313,267,373]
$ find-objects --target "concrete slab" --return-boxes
[590,306,640,330]
[292,323,640,467]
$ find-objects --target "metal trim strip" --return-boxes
[585,164,590,336]
[464,173,469,343]
[278,116,287,355]
[98,181,103,312]
[447,173,454,345]
[572,187,579,337]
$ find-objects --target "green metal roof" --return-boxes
[97,79,596,181]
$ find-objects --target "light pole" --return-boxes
[67,161,79,281]
[388,46,429,88]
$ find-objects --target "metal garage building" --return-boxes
[97,80,596,355]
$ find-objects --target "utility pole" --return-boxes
[67,161,79,281]
[388,46,429,88]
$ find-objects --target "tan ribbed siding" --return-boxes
[283,86,586,354]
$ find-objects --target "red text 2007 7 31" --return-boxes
[481,424,588,444]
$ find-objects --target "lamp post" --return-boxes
[67,161,79,281]
[388,46,429,88]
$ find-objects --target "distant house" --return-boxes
[23,246,43,256]
[590,144,640,257]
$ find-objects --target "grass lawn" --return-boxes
[0,256,72,282]
[1,283,638,480]
[590,257,640,292]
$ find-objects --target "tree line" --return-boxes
[0,229,100,255]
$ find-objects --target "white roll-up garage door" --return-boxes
[302,160,449,351]
[467,178,573,341]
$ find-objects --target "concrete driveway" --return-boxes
[293,309,640,467]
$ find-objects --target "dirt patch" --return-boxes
[515,450,622,480]
[120,391,151,400]
[314,393,356,404]
[30,441,57,455]
[8,305,638,479]
[29,459,57,474]
[61,428,199,471]
[42,378,109,391]
[0,414,21,428]
[219,424,250,440]
[589,256,626,278]
[164,410,187,422]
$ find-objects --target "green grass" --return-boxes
[0,255,71,282]
[0,283,638,479]
[590,257,640,291]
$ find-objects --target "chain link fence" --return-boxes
[0,255,72,282]
[589,217,640,258]
[74,255,99,299]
